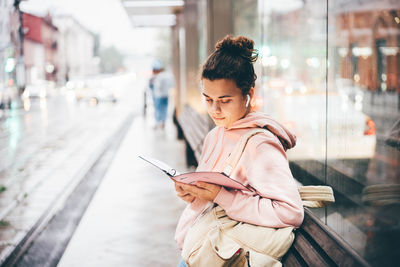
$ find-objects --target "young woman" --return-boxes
[174,35,304,266]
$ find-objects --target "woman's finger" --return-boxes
[196,181,212,189]
[181,194,195,203]
[174,182,187,193]
[180,183,197,193]
[177,192,192,198]
[196,181,221,192]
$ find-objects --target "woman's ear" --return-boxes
[248,87,255,99]
[248,87,256,110]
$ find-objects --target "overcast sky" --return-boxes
[20,0,160,56]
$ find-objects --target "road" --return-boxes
[0,73,140,206]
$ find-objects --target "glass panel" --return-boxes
[232,0,260,45]
[328,0,400,265]
[257,0,329,192]
[234,0,400,265]
[197,0,207,64]
[232,0,262,80]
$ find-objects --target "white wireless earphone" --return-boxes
[245,94,250,107]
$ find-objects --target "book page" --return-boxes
[139,155,180,176]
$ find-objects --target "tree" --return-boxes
[99,46,124,73]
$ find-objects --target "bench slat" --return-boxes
[186,107,209,135]
[177,106,210,164]
[282,248,307,267]
[300,209,370,267]
[178,106,209,162]
[178,115,201,149]
[292,231,332,266]
[178,111,205,145]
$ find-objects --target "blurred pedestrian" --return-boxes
[174,35,304,266]
[144,72,156,116]
[150,59,174,129]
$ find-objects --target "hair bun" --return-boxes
[216,35,258,62]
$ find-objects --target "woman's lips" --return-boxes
[213,117,225,120]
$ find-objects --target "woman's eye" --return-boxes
[220,100,231,104]
[205,99,212,103]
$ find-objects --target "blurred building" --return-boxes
[0,0,21,108]
[22,12,58,85]
[0,0,13,88]
[53,16,99,83]
[7,11,98,88]
[0,0,14,86]
[42,14,59,82]
[333,0,400,92]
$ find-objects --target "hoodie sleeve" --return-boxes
[213,134,304,228]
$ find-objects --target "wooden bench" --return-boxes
[282,209,369,266]
[175,105,210,167]
[176,106,370,266]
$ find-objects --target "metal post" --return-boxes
[14,0,26,95]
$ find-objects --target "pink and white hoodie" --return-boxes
[175,112,304,249]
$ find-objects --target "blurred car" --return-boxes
[74,81,95,102]
[266,78,311,96]
[284,81,308,95]
[336,78,364,103]
[73,79,118,105]
[0,85,16,109]
[23,80,55,99]
[95,87,118,103]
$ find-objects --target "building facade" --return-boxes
[334,3,400,93]
[22,12,58,85]
[53,16,97,83]
[0,0,13,87]
[0,0,17,108]
[42,14,58,82]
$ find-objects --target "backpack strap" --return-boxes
[222,128,273,176]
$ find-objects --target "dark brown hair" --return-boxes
[201,35,258,95]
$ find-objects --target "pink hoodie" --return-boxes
[175,112,304,249]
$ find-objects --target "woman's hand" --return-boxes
[176,181,222,202]
[175,182,196,203]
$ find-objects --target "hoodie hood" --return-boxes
[227,112,296,150]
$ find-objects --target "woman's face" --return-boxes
[202,79,251,128]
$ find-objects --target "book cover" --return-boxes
[139,155,252,192]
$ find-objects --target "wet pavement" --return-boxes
[57,114,187,267]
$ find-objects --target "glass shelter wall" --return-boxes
[233,0,400,265]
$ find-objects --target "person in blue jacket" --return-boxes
[151,59,175,129]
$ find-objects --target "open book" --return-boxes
[139,155,252,192]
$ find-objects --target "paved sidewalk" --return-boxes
[57,115,188,267]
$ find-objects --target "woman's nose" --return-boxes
[211,101,221,112]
